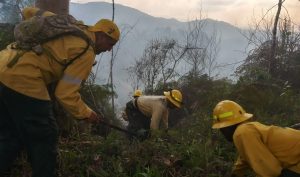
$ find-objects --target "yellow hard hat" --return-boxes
[212,100,253,129]
[164,89,183,108]
[133,90,142,97]
[88,19,120,41]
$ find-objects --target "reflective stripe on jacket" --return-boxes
[136,96,169,130]
[0,30,96,119]
[232,122,300,177]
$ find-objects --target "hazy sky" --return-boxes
[70,0,300,27]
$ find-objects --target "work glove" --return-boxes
[86,111,103,123]
[136,129,151,140]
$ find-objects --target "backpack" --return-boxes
[8,13,94,68]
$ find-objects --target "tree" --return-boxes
[127,58,143,91]
[0,0,35,23]
[35,0,69,14]
[128,38,184,93]
[108,0,116,112]
[127,15,221,93]
[236,0,300,84]
[184,18,220,78]
[269,0,284,76]
[236,11,300,87]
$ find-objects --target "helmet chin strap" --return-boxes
[220,124,239,142]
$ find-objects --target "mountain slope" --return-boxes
[70,2,249,107]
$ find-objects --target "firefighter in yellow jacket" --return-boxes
[0,7,120,177]
[212,100,300,177]
[125,89,183,139]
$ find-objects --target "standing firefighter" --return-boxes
[0,7,120,177]
[125,89,183,140]
[212,100,300,177]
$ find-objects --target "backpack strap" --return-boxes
[63,31,95,67]
[134,97,144,114]
[35,9,46,17]
[10,13,95,68]
[42,38,91,70]
[64,40,91,67]
[8,35,92,68]
[6,50,26,68]
[41,28,95,69]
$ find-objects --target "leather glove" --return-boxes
[86,111,102,123]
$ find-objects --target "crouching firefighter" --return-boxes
[125,89,183,140]
[212,100,300,177]
[0,7,120,177]
[121,89,142,122]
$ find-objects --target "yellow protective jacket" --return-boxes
[232,122,300,177]
[0,29,96,119]
[136,96,169,130]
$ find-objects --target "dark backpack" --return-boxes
[8,13,94,68]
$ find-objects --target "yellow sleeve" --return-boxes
[161,109,169,129]
[150,103,168,130]
[233,125,282,177]
[55,48,95,119]
[150,111,162,130]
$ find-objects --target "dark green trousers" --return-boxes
[125,100,150,140]
[0,83,58,177]
[280,169,300,177]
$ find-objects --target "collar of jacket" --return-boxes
[78,24,96,53]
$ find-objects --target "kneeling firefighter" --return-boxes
[125,89,183,140]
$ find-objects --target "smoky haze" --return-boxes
[70,2,249,109]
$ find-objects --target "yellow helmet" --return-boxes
[133,89,142,97]
[212,100,253,129]
[88,19,120,41]
[164,89,183,108]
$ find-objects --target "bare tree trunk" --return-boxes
[112,0,115,21]
[35,0,69,14]
[110,52,115,113]
[270,0,283,76]
[35,0,76,136]
[109,0,115,113]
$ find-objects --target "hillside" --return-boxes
[70,2,249,107]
